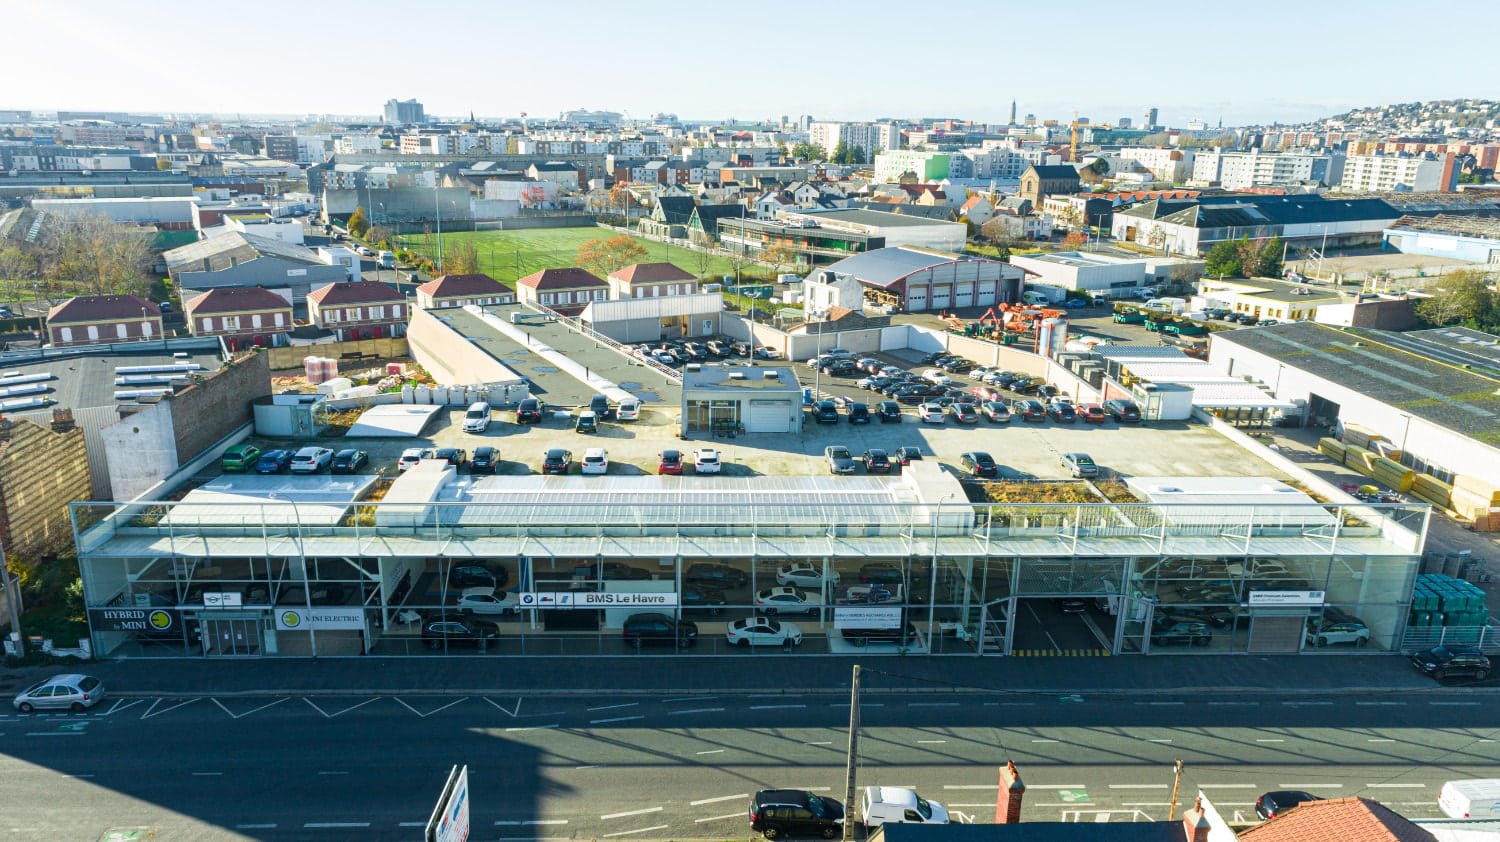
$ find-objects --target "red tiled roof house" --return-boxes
[307,281,409,340]
[182,286,293,350]
[414,273,516,310]
[607,262,698,300]
[46,294,163,347]
[516,267,608,316]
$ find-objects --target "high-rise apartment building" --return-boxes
[383,98,425,125]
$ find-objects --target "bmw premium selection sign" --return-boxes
[834,606,904,628]
[517,592,679,608]
[89,607,181,633]
[1247,590,1326,606]
[274,607,366,631]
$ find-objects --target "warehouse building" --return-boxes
[818,246,1026,313]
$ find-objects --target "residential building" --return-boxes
[873,150,950,183]
[958,195,994,226]
[808,121,899,158]
[1018,164,1080,206]
[0,413,92,559]
[516,267,609,316]
[527,161,583,190]
[1338,152,1458,193]
[306,281,408,340]
[383,98,425,124]
[1115,147,1194,182]
[607,262,698,300]
[414,273,516,310]
[182,286,293,350]
[1190,149,1342,190]
[46,295,163,347]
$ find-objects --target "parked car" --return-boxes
[433,447,467,468]
[254,449,295,474]
[1411,645,1491,680]
[1306,616,1370,647]
[575,410,599,434]
[685,563,749,589]
[727,617,804,648]
[1255,791,1322,821]
[1151,617,1212,646]
[859,563,908,586]
[777,563,841,589]
[449,564,502,589]
[541,448,572,475]
[862,449,893,474]
[694,448,722,474]
[470,446,498,474]
[959,451,1000,478]
[616,399,640,421]
[825,445,856,475]
[893,446,923,466]
[453,587,520,616]
[980,401,1012,423]
[1012,399,1047,422]
[330,448,368,474]
[462,401,492,433]
[1078,403,1107,424]
[921,369,952,386]
[812,400,839,424]
[516,398,543,423]
[12,673,105,712]
[755,586,821,615]
[658,449,684,475]
[1060,452,1098,478]
[681,585,728,616]
[878,400,903,423]
[1047,401,1077,423]
[221,444,262,472]
[397,447,428,472]
[622,612,698,649]
[847,402,871,424]
[588,393,616,421]
[749,789,845,840]
[580,447,610,475]
[1103,399,1141,422]
[422,616,499,650]
[949,402,979,424]
[918,402,946,424]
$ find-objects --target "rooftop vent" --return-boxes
[763,370,780,379]
[728,372,747,380]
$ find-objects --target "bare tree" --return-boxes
[40,213,152,297]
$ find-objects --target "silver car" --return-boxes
[13,673,105,712]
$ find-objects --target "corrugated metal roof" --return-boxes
[581,292,722,322]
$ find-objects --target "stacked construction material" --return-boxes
[1341,423,1382,450]
[1318,437,1347,462]
[1344,447,1380,476]
[1370,455,1415,492]
[1410,574,1490,629]
[1452,475,1500,522]
[1411,473,1453,509]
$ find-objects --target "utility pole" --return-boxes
[1168,759,1184,818]
[842,664,861,842]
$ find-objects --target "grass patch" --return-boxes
[973,480,1099,504]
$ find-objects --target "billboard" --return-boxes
[426,765,470,842]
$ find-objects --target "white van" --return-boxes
[861,786,950,828]
[1021,290,1051,306]
[462,401,491,433]
[1439,779,1500,819]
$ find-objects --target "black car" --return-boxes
[749,789,845,840]
[541,448,572,475]
[588,393,616,421]
[1150,617,1212,646]
[862,449,892,474]
[516,398,543,423]
[1255,790,1322,821]
[893,446,923,466]
[449,564,503,589]
[1047,402,1076,423]
[471,446,499,474]
[330,448,368,474]
[1104,399,1141,422]
[820,358,858,376]
[1012,399,1047,422]
[422,616,500,650]
[685,563,749,589]
[847,402,871,424]
[622,612,698,649]
[959,451,999,478]
[812,400,839,423]
[682,585,728,616]
[434,447,467,467]
[941,358,974,373]
[1410,645,1491,680]
[577,562,652,581]
[1034,384,1061,400]
[878,401,902,423]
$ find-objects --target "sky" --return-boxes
[10,0,1496,128]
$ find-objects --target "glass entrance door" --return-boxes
[202,618,262,656]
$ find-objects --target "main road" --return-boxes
[4,687,1496,841]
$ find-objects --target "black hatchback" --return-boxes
[878,401,902,423]
[1410,645,1491,681]
[1255,790,1321,821]
[749,789,845,840]
[622,612,698,649]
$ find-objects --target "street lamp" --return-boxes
[269,492,317,658]
[927,492,957,647]
[811,311,827,399]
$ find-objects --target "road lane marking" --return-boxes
[670,707,725,715]
[304,822,370,828]
[1028,785,1087,789]
[1255,739,1285,743]
[575,765,604,770]
[1145,739,1173,743]
[807,741,833,745]
[506,725,560,731]
[318,771,348,776]
[191,772,223,776]
[590,715,645,724]
[917,740,947,744]
[1356,701,1405,706]
[1282,701,1332,706]
[1279,784,1342,789]
[944,785,998,790]
[26,732,84,737]
[695,813,743,823]
[601,807,663,820]
[1031,739,1059,743]
[400,822,427,827]
[691,794,749,806]
[664,696,716,703]
[1368,738,1396,742]
[303,697,379,719]
[588,703,640,712]
[696,750,725,755]
[61,773,94,778]
[830,703,885,707]
[496,820,570,825]
[1207,702,1258,706]
[909,702,960,707]
[750,704,807,710]
[1198,784,1256,789]
[602,825,668,837]
[1367,783,1425,788]
[748,693,803,698]
[236,824,277,830]
[1136,701,1184,706]
[212,698,288,719]
[1431,701,1481,706]
[1111,785,1168,789]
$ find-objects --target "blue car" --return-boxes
[254,449,294,474]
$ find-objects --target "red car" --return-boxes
[969,385,1002,402]
[1079,403,1107,424]
[658,449,684,475]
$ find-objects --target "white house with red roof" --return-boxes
[306,281,409,340]
[515,267,608,316]
[414,273,516,310]
[606,262,698,300]
[46,294,163,347]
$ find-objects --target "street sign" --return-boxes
[518,592,678,608]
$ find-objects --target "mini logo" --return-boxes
[280,610,303,628]
[148,610,174,631]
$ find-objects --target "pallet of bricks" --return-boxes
[1409,573,1490,634]
[1452,474,1500,533]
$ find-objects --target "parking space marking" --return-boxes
[1145,739,1173,743]
[142,698,201,719]
[192,772,223,776]
[695,749,725,755]
[506,724,560,732]
[917,740,948,744]
[670,707,725,715]
[485,697,524,717]
[100,699,146,716]
[211,698,288,719]
[690,794,748,806]
[807,741,834,746]
[602,825,668,837]
[305,822,370,828]
[1032,739,1060,743]
[601,807,663,821]
[588,703,639,712]
[303,697,380,719]
[1368,738,1396,743]
[663,696,716,703]
[394,697,469,717]
[591,715,645,725]
[750,704,806,710]
[1255,739,1285,743]
[695,812,744,823]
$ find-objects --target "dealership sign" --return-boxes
[1247,590,1326,607]
[834,606,904,629]
[517,592,679,608]
[274,607,366,631]
[88,607,180,633]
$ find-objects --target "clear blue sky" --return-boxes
[11,0,1492,127]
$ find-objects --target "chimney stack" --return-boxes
[1182,796,1210,842]
[51,408,76,433]
[995,760,1025,824]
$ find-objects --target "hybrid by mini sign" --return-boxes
[89,607,180,633]
[517,592,679,608]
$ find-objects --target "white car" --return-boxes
[694,448,722,474]
[776,563,841,589]
[918,402,946,424]
[289,446,334,473]
[616,399,640,421]
[755,586,822,615]
[397,447,428,472]
[725,617,804,648]
[580,447,610,475]
[453,587,520,616]
[13,673,105,712]
[921,369,951,386]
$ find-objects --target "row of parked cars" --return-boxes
[223,444,369,475]
[632,337,777,367]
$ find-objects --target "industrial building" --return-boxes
[817,246,1026,313]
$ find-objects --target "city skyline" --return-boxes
[9,0,1498,128]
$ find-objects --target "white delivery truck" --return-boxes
[1439,779,1500,820]
[378,250,395,269]
[861,786,950,828]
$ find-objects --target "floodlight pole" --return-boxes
[842,664,861,842]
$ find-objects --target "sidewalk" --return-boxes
[24,650,1462,700]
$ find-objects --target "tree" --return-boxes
[576,234,649,276]
[40,213,152,297]
[1088,158,1110,175]
[850,145,867,165]
[790,141,822,161]
[1062,231,1088,249]
[0,246,38,300]
[1203,240,1242,277]
[1416,269,1499,328]
[1256,237,1285,278]
[832,139,850,165]
[348,206,369,238]
[447,240,481,275]
[761,243,800,277]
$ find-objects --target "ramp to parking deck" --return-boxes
[345,403,444,437]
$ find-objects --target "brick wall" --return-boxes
[166,350,272,465]
[0,417,91,558]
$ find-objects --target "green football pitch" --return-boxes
[394,227,751,284]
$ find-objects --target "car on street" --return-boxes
[580,447,610,475]
[1410,645,1491,680]
[1012,399,1047,422]
[1060,452,1098,478]
[12,673,105,712]
[980,400,1012,423]
[658,449,684,475]
[918,402,946,424]
[776,563,841,589]
[694,448,723,474]
[685,563,749,589]
[330,448,368,474]
[541,448,572,475]
[825,445,856,475]
[622,612,698,648]
[1255,791,1322,821]
[254,448,295,474]
[422,616,499,650]
[1078,403,1107,424]
[949,402,979,424]
[959,451,1000,478]
[516,398,543,423]
[862,449,892,473]
[453,587,520,616]
[749,789,845,840]
[469,446,498,474]
[397,447,428,472]
[221,444,262,472]
[727,617,804,648]
[755,586,822,615]
[1150,617,1212,646]
[1104,399,1141,422]
[878,400,903,423]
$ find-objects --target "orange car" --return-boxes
[1079,403,1107,423]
